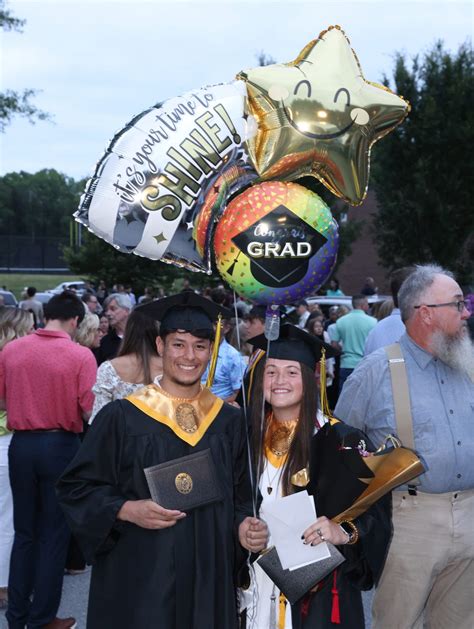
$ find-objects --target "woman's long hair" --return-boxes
[117,310,160,384]
[250,358,317,496]
[0,307,34,350]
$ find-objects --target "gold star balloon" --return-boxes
[237,25,410,205]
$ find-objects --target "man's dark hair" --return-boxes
[352,294,368,309]
[297,300,308,308]
[44,291,85,324]
[210,288,226,306]
[26,287,37,298]
[244,305,266,322]
[389,267,416,308]
[160,328,214,342]
[82,293,96,304]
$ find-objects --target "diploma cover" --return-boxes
[256,543,345,605]
[144,448,223,511]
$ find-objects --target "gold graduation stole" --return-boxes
[127,384,223,446]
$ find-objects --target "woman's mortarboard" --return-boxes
[136,293,230,335]
[248,323,338,371]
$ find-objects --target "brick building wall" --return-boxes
[335,190,390,296]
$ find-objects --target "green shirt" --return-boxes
[333,310,377,369]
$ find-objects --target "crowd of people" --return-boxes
[0,265,472,629]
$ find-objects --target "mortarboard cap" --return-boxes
[248,323,339,370]
[136,292,230,334]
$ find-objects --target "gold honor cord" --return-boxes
[206,314,222,389]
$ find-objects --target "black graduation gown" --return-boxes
[291,422,392,629]
[95,329,121,365]
[57,398,253,629]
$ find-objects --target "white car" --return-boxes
[47,281,88,297]
[34,292,54,304]
[305,294,390,318]
[306,294,389,309]
[0,290,18,307]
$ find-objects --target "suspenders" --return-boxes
[385,343,420,493]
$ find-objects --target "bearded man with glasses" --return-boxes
[334,264,474,629]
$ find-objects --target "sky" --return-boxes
[1,0,472,180]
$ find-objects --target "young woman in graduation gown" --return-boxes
[243,324,391,629]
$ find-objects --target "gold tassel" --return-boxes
[319,348,338,424]
[319,348,330,417]
[206,314,222,389]
[278,593,287,628]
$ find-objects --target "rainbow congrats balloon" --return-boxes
[214,181,339,305]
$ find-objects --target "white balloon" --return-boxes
[76,80,254,271]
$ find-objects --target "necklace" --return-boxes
[263,415,298,490]
[270,425,296,456]
[175,403,199,433]
[157,383,202,433]
[157,383,203,403]
[265,463,283,495]
[266,415,298,456]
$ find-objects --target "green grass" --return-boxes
[0,274,85,299]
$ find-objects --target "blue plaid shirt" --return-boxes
[202,339,246,400]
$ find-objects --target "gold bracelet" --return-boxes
[340,520,359,545]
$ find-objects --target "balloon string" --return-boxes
[233,293,257,518]
[254,334,271,508]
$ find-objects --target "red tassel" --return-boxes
[301,592,312,618]
[331,569,341,624]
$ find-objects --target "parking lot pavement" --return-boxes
[57,569,91,627]
[0,570,90,629]
[1,571,373,628]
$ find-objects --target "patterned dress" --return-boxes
[90,360,159,422]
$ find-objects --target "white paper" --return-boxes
[262,491,331,570]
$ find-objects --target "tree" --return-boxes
[62,231,219,295]
[297,176,364,275]
[257,51,276,67]
[0,169,81,238]
[0,0,50,132]
[371,41,474,285]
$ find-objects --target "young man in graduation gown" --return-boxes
[57,293,268,629]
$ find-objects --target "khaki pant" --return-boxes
[373,489,474,629]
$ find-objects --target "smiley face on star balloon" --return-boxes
[237,25,409,205]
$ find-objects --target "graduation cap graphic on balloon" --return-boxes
[231,204,328,288]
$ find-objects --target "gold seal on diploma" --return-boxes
[175,472,193,494]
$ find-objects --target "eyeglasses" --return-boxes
[414,300,469,313]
